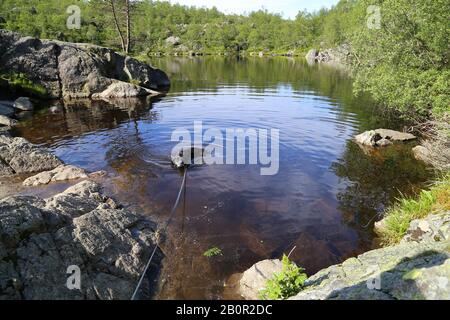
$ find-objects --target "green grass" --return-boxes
[203,247,222,258]
[259,255,308,300]
[0,72,47,97]
[380,173,450,246]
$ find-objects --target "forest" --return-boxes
[0,0,448,120]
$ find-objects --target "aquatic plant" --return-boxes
[203,247,222,258]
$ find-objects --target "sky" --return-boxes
[167,0,340,19]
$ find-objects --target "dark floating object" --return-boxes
[171,146,205,168]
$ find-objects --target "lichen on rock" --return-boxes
[0,181,162,300]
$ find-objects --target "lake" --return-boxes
[14,57,430,299]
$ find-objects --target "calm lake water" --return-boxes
[14,57,430,299]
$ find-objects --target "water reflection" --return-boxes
[14,57,431,299]
[331,141,429,249]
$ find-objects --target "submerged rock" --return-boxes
[0,29,170,100]
[23,165,88,186]
[0,181,161,300]
[355,129,416,147]
[0,135,63,176]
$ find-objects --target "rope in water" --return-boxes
[131,168,188,300]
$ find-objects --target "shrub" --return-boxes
[351,0,450,120]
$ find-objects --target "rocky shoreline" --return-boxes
[305,45,352,66]
[0,30,172,300]
[237,128,449,300]
[0,131,162,299]
[0,179,162,299]
[238,211,450,300]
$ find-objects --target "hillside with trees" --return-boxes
[0,0,448,122]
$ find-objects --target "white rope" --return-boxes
[131,168,188,300]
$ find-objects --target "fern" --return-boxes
[259,255,307,300]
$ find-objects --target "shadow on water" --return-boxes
[13,57,433,299]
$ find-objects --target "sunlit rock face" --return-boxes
[0,181,162,300]
[0,29,170,100]
[0,134,63,177]
[355,129,416,147]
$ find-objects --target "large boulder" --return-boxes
[0,135,63,176]
[123,56,170,90]
[165,36,181,47]
[0,181,161,300]
[355,129,416,147]
[0,29,170,100]
[305,45,351,65]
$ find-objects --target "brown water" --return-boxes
[13,57,430,299]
